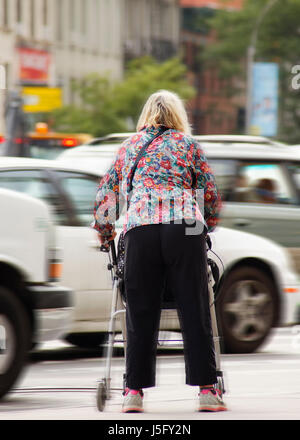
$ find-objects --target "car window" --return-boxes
[289,163,300,191]
[0,169,69,224]
[231,163,297,205]
[57,172,100,226]
[295,168,300,190]
[207,159,237,201]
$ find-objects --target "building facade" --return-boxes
[0,0,125,132]
[180,0,244,135]
[0,0,180,132]
[123,0,180,62]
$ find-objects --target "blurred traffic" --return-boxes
[0,0,300,402]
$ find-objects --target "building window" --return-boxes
[30,0,35,37]
[16,0,22,23]
[3,0,8,27]
[43,0,48,26]
[93,0,99,49]
[81,0,87,35]
[69,0,75,32]
[56,0,63,41]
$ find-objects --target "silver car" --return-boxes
[194,138,300,274]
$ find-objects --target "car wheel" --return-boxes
[0,286,31,399]
[65,332,107,349]
[216,266,278,354]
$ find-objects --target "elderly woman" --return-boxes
[92,90,226,413]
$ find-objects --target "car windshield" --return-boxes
[29,142,65,159]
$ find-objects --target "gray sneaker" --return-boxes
[122,389,144,413]
[198,388,227,412]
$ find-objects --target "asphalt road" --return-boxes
[1,327,300,422]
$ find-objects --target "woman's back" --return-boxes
[92,90,221,237]
[122,126,196,192]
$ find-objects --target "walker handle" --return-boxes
[110,240,118,267]
[100,235,118,267]
[100,244,110,253]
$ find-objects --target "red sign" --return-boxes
[18,48,51,84]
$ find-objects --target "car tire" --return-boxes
[0,286,31,399]
[216,266,278,354]
[64,332,107,349]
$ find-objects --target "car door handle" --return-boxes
[233,218,252,227]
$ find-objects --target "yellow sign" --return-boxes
[22,87,62,113]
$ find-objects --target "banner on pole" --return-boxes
[251,62,279,137]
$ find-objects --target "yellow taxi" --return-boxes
[0,123,92,159]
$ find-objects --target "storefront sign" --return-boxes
[22,87,62,113]
[18,48,51,85]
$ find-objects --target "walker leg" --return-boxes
[103,277,119,399]
[208,268,225,394]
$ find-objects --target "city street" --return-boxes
[1,327,300,421]
[1,0,300,434]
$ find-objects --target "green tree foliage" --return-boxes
[201,0,300,142]
[52,57,195,138]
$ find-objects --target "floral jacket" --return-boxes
[92,125,222,238]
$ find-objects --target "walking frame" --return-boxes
[96,236,225,412]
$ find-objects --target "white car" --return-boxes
[84,133,286,147]
[0,187,73,398]
[0,157,299,353]
[57,137,300,270]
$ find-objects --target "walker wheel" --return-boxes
[96,381,107,412]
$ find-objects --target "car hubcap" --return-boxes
[224,280,273,342]
[0,315,15,374]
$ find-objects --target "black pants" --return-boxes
[124,222,217,389]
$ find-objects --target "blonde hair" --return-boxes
[136,90,192,135]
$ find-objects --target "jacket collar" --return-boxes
[140,125,170,136]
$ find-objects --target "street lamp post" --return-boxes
[245,0,279,135]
